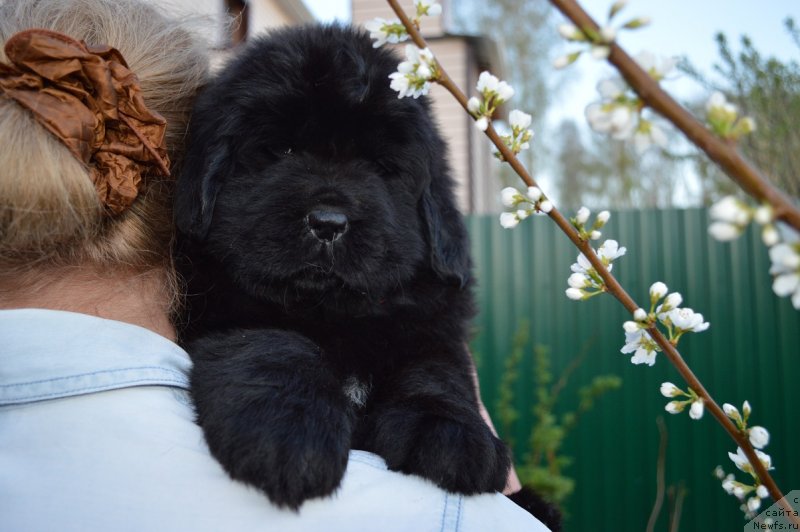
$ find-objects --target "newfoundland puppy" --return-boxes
[175,24,512,511]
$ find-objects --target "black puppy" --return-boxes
[175,25,511,510]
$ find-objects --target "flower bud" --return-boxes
[649,282,668,300]
[664,401,683,414]
[709,222,742,241]
[748,426,770,449]
[499,212,519,229]
[660,382,679,397]
[526,186,542,201]
[566,287,585,300]
[723,403,741,421]
[576,206,590,225]
[569,272,589,289]
[662,292,682,310]
[467,96,481,114]
[475,116,489,131]
[722,478,735,494]
[599,25,617,42]
[539,200,554,214]
[589,230,602,240]
[553,51,582,69]
[689,399,705,420]
[516,209,530,220]
[633,308,647,322]
[500,187,520,207]
[733,486,745,498]
[747,497,761,512]
[753,205,773,225]
[743,400,752,418]
[756,485,769,499]
[623,321,640,333]
[596,210,610,226]
[761,224,779,247]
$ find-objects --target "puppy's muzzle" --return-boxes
[307,209,348,243]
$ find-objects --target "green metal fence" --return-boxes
[467,207,799,532]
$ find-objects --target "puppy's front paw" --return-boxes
[369,406,511,494]
[189,329,354,509]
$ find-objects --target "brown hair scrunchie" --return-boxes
[0,28,170,214]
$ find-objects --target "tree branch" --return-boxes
[385,0,797,522]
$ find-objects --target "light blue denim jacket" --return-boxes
[0,309,548,532]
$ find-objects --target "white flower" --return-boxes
[756,485,769,499]
[689,399,704,420]
[509,109,532,129]
[474,116,489,131]
[566,287,586,300]
[495,81,515,103]
[723,403,741,421]
[666,307,710,332]
[476,71,499,93]
[568,272,590,289]
[623,320,640,333]
[526,186,542,202]
[633,308,647,321]
[576,206,590,225]
[467,96,481,114]
[706,91,727,111]
[656,292,683,315]
[557,23,584,40]
[722,478,736,494]
[414,0,442,17]
[635,51,677,81]
[609,106,637,139]
[591,44,611,59]
[749,426,770,449]
[660,382,680,397]
[650,282,668,300]
[728,447,773,474]
[599,25,617,42]
[499,212,519,229]
[365,18,409,48]
[621,329,659,366]
[598,239,627,262]
[710,196,751,226]
[389,45,437,99]
[754,205,773,225]
[665,400,683,414]
[500,187,520,207]
[633,120,668,153]
[597,78,626,100]
[769,243,800,309]
[709,222,742,241]
[762,225,780,247]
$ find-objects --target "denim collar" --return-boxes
[0,308,191,405]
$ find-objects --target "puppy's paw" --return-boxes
[369,406,511,494]
[189,329,354,509]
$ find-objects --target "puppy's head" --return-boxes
[176,25,470,310]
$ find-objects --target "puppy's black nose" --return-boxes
[307,210,348,242]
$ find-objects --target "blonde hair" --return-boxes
[0,0,209,283]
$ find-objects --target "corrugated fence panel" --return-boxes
[467,208,800,532]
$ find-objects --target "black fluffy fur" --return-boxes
[175,24,521,512]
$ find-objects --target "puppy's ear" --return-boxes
[174,110,233,242]
[419,143,472,288]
